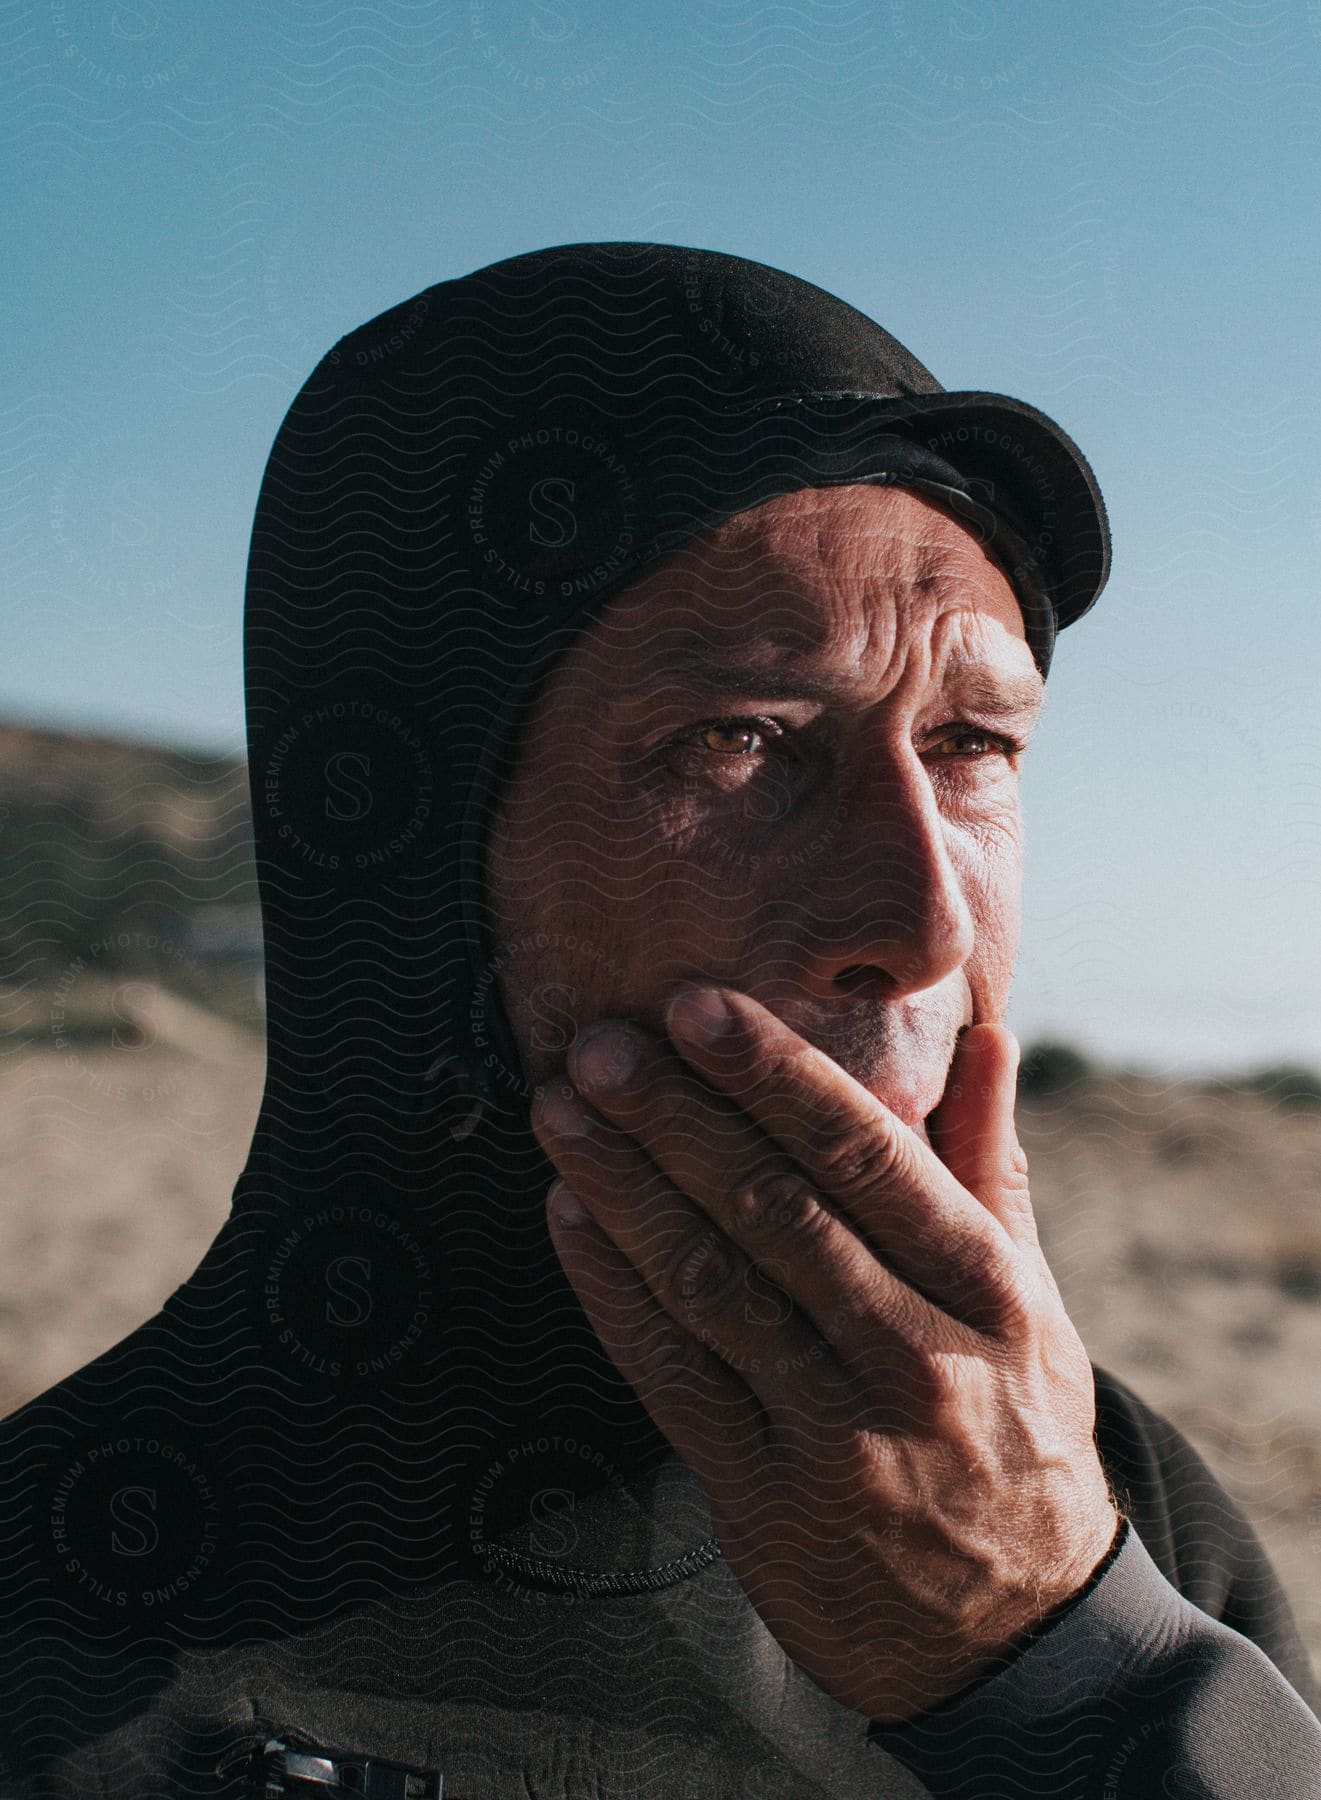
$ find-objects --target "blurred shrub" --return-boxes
[1017,1038,1098,1097]
[1198,1063,1321,1112]
[1275,1252,1321,1302]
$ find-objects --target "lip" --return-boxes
[682,986,954,1145]
[778,1030,942,1138]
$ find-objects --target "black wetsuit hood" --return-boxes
[232,237,1113,1551]
[242,235,1108,1182]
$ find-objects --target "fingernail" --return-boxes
[572,1023,642,1091]
[539,1087,594,1137]
[667,986,729,1047]
[548,1179,590,1227]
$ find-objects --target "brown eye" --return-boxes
[936,728,995,757]
[697,717,768,756]
[930,727,1020,759]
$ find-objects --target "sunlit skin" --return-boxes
[487,484,1037,1126]
[485,485,1121,1723]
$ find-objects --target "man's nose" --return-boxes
[792,749,976,1002]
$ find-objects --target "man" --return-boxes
[493,478,1130,1725]
[0,243,1317,1796]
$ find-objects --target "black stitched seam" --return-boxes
[475,1533,723,1596]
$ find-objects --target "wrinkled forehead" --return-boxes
[564,485,1033,689]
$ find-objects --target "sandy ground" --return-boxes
[1,1037,1318,1685]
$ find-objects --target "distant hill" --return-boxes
[0,721,262,1041]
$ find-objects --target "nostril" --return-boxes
[833,966,898,1006]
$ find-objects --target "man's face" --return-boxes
[484,484,1043,1143]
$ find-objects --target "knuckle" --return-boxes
[963,1250,1035,1334]
[811,1115,908,1196]
[665,1229,743,1333]
[882,1347,959,1424]
[730,1168,829,1249]
[1000,1264,1040,1331]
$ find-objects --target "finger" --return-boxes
[565,1028,962,1372]
[924,1023,1040,1253]
[535,1089,846,1419]
[661,989,1024,1330]
[544,1175,765,1490]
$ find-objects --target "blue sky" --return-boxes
[4,0,1320,1073]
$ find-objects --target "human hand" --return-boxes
[531,988,1121,1724]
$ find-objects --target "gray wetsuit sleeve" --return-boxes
[866,1515,1321,1797]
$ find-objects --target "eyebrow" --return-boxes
[622,655,1047,723]
[940,663,1047,723]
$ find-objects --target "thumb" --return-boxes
[925,1023,1037,1247]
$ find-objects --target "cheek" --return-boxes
[951,812,1023,984]
[494,753,762,990]
[961,801,1024,892]
[625,773,785,904]
[583,751,731,870]
[494,737,618,892]
[619,748,813,865]
[564,777,773,990]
